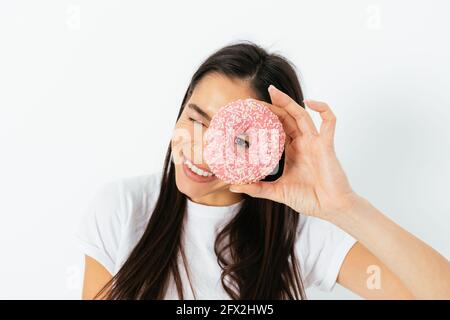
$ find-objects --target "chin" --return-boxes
[174,165,211,199]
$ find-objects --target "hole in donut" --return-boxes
[234,134,250,148]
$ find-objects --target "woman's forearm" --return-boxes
[328,194,450,299]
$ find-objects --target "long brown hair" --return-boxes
[96,41,307,299]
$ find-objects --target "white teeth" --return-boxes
[184,158,213,177]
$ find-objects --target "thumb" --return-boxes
[229,181,276,200]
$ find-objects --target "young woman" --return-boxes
[75,42,450,300]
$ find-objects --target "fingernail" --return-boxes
[229,186,238,193]
[268,84,277,93]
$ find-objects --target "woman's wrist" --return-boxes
[324,192,374,231]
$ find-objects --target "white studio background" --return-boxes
[0,0,449,299]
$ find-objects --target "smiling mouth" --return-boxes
[183,157,214,177]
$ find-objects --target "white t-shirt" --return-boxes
[74,172,357,299]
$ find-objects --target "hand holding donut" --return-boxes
[229,85,357,220]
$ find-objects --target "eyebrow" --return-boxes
[187,103,211,121]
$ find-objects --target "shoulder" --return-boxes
[75,171,163,274]
[296,215,354,249]
[88,171,162,221]
[295,215,357,291]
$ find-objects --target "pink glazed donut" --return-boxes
[204,98,286,184]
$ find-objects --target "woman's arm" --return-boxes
[82,255,112,300]
[229,84,450,299]
[334,195,450,299]
[338,242,414,299]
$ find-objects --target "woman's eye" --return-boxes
[188,117,205,127]
[235,136,249,148]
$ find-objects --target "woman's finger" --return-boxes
[268,85,319,136]
[229,180,278,201]
[304,99,336,142]
[257,100,301,141]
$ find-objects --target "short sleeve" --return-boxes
[296,216,357,292]
[74,180,125,275]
